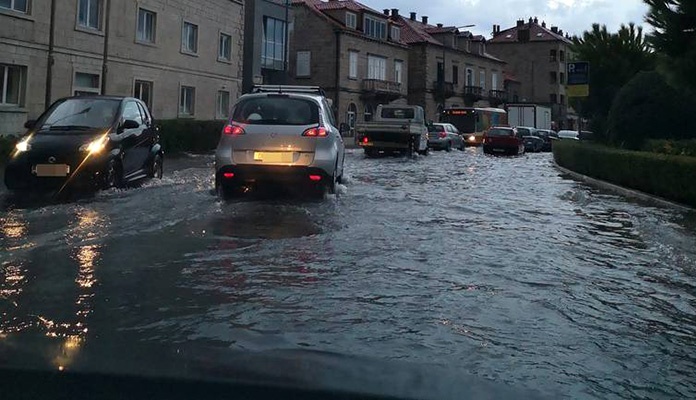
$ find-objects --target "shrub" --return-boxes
[643,139,696,157]
[606,71,692,149]
[553,140,696,207]
[157,119,224,154]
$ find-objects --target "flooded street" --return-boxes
[1,148,696,399]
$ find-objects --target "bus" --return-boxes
[440,107,508,146]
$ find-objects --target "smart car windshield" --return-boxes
[231,97,319,125]
[38,98,120,132]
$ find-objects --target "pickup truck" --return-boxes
[355,105,430,157]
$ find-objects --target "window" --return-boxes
[367,55,386,80]
[550,71,557,84]
[133,80,153,109]
[560,50,565,62]
[492,72,498,90]
[216,91,230,119]
[465,68,474,86]
[262,17,286,70]
[452,65,459,85]
[345,12,356,29]
[364,104,373,122]
[232,97,319,125]
[1,0,28,13]
[550,49,557,62]
[219,33,232,61]
[123,101,143,126]
[179,86,195,115]
[182,21,198,54]
[0,65,25,105]
[550,93,557,103]
[364,16,386,40]
[347,103,357,132]
[323,99,336,127]
[73,72,100,96]
[436,61,444,82]
[479,70,486,90]
[394,60,403,84]
[349,51,358,79]
[390,26,400,42]
[560,94,565,105]
[78,0,102,30]
[137,102,151,125]
[136,8,156,43]
[296,51,310,77]
[560,72,565,84]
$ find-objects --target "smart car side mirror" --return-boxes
[121,119,140,130]
[24,119,36,129]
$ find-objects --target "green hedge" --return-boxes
[553,140,696,207]
[157,119,224,154]
[643,139,696,158]
[0,135,18,165]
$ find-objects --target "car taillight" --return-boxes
[438,132,447,139]
[309,175,322,181]
[362,137,369,144]
[223,172,235,179]
[223,124,245,135]
[303,127,328,137]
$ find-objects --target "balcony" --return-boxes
[432,81,455,100]
[361,79,402,101]
[488,89,508,106]
[463,85,484,105]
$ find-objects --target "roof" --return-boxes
[490,21,573,44]
[295,0,382,17]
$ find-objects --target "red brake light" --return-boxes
[438,132,447,138]
[309,175,322,181]
[362,137,369,144]
[223,124,245,135]
[223,172,235,179]
[303,127,328,137]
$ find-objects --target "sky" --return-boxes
[363,0,651,38]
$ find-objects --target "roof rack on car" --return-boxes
[251,85,326,96]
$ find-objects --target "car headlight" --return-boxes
[15,138,31,153]
[468,135,476,141]
[79,136,109,154]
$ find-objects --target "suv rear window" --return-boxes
[487,128,513,137]
[232,97,319,125]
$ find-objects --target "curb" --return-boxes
[553,161,694,213]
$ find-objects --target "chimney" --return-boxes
[558,29,563,36]
[528,17,533,24]
[410,12,416,21]
[383,9,390,16]
[516,19,524,28]
[551,26,558,33]
[437,23,443,28]
[422,16,429,25]
[391,9,399,18]
[542,21,546,28]
[533,17,538,24]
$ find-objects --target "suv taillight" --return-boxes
[303,127,328,137]
[438,132,447,139]
[223,124,245,135]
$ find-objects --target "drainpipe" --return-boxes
[283,0,290,81]
[100,0,112,94]
[334,29,341,114]
[44,0,57,108]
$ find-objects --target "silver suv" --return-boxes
[215,86,346,198]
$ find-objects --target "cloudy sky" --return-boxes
[364,0,651,38]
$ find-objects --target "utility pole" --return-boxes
[283,0,290,82]
[44,0,57,109]
[101,0,112,94]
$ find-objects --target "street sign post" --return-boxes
[566,61,590,97]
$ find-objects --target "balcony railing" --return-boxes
[432,81,455,99]
[362,79,402,96]
[463,85,483,96]
[489,89,508,100]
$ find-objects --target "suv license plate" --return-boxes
[253,152,294,163]
[35,164,70,177]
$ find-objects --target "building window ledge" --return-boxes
[74,25,105,37]
[180,50,199,58]
[0,106,28,114]
[135,40,157,48]
[216,58,232,64]
[0,9,34,22]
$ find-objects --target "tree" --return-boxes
[571,23,656,140]
[645,0,696,94]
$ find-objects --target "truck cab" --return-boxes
[355,105,429,157]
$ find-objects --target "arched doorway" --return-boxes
[347,102,357,137]
[364,104,374,122]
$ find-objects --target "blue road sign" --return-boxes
[567,62,590,85]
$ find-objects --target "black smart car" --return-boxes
[4,96,163,192]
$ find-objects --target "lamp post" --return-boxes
[440,24,475,108]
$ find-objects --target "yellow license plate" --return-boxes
[253,152,294,163]
[35,164,70,177]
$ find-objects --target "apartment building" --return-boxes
[487,17,574,128]
[242,0,292,93]
[396,11,507,121]
[288,0,409,135]
[0,0,244,136]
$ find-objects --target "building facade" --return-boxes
[487,18,575,129]
[0,0,244,137]
[288,0,409,137]
[242,0,292,93]
[397,11,508,122]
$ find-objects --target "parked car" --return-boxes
[214,85,345,199]
[515,126,536,138]
[356,104,429,157]
[482,127,525,156]
[515,126,544,152]
[428,123,464,151]
[534,129,557,151]
[557,130,580,140]
[4,95,163,192]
